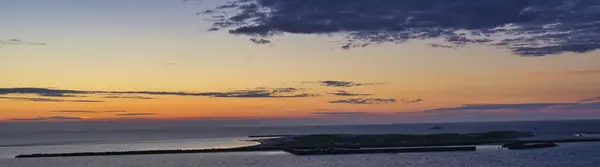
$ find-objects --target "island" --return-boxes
[15,131,600,158]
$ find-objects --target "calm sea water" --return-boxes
[2,120,600,167]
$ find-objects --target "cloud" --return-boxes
[199,0,600,56]
[328,98,420,104]
[0,88,89,97]
[312,112,369,115]
[9,116,82,121]
[561,102,600,110]
[0,87,316,99]
[116,113,159,116]
[51,110,127,113]
[106,87,314,98]
[0,39,45,46]
[428,103,570,111]
[315,81,384,87]
[0,97,103,103]
[579,97,600,103]
[103,96,156,100]
[329,98,396,104]
[416,102,600,120]
[526,69,600,77]
[424,102,600,112]
[249,38,271,44]
[327,90,372,96]
[270,88,299,93]
[403,99,424,103]
[194,88,317,98]
[37,94,82,97]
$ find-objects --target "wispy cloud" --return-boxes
[199,0,600,56]
[0,39,45,46]
[9,116,82,121]
[249,38,271,44]
[329,98,397,104]
[0,87,317,99]
[135,87,313,98]
[116,113,159,116]
[195,88,317,98]
[403,99,424,104]
[308,81,384,88]
[0,88,89,97]
[425,103,588,112]
[526,69,600,77]
[0,97,103,103]
[103,96,156,100]
[579,97,600,103]
[37,94,82,97]
[327,90,372,97]
[561,102,600,111]
[51,110,127,113]
[312,112,369,115]
[428,103,569,111]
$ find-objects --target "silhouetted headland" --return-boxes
[15,131,600,158]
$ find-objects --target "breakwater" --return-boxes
[15,147,280,158]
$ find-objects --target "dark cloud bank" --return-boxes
[200,0,600,56]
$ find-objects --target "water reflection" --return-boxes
[0,137,259,158]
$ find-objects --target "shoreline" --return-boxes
[15,131,600,158]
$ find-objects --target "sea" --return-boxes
[2,120,600,167]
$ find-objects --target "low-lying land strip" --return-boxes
[15,131,600,158]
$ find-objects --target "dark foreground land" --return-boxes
[15,131,600,158]
[283,146,477,155]
[258,131,534,148]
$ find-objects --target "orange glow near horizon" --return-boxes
[2,0,600,123]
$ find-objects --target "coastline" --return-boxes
[15,131,600,158]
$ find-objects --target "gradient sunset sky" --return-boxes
[2,0,600,124]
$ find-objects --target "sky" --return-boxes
[1,0,600,125]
